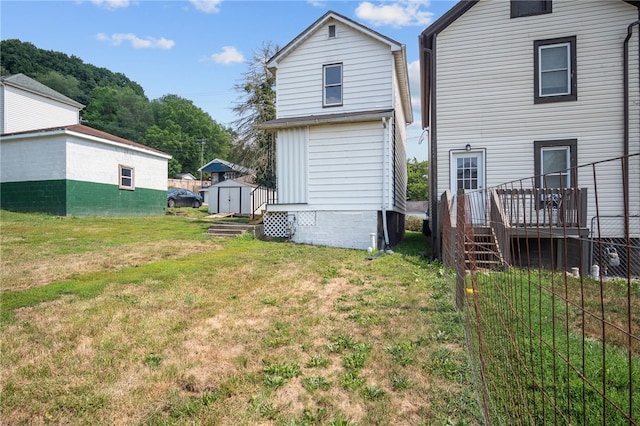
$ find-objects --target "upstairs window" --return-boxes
[511,0,551,18]
[119,165,135,190]
[323,63,342,107]
[534,36,577,104]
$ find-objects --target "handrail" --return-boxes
[250,185,277,219]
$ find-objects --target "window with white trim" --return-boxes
[534,36,577,103]
[119,165,135,190]
[323,63,342,107]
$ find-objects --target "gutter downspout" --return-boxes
[623,19,640,241]
[382,116,391,250]
[422,37,438,259]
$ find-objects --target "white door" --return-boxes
[451,151,486,225]
[219,187,240,213]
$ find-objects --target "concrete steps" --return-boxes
[206,223,264,238]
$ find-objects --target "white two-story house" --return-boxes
[261,11,413,250]
[420,0,640,271]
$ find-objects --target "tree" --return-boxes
[407,158,429,201]
[231,41,278,187]
[148,95,231,177]
[35,70,83,102]
[82,86,153,142]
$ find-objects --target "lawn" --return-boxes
[0,209,480,425]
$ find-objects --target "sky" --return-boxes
[1,0,459,161]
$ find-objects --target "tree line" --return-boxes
[1,39,427,199]
[1,39,234,178]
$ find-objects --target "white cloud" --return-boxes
[407,59,421,111]
[355,0,434,28]
[189,0,222,13]
[207,46,245,65]
[96,33,175,50]
[306,0,326,7]
[90,0,130,10]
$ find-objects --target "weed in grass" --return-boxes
[361,385,386,401]
[322,266,340,284]
[264,375,288,389]
[339,371,365,389]
[306,354,331,368]
[390,373,411,391]
[184,293,194,305]
[255,400,279,420]
[326,335,357,353]
[261,297,278,306]
[144,353,162,368]
[384,342,415,366]
[422,347,464,381]
[263,321,292,348]
[302,376,331,392]
[346,311,380,326]
[348,277,365,286]
[263,360,301,389]
[343,352,367,371]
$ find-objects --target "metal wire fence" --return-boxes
[440,154,640,425]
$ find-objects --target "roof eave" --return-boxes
[258,109,394,130]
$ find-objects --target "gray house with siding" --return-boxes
[420,0,640,267]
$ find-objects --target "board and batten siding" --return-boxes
[435,0,639,220]
[276,127,309,204]
[2,86,79,134]
[275,18,394,118]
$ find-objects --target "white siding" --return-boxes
[275,17,394,118]
[0,135,67,182]
[66,136,168,190]
[276,127,309,203]
[435,0,639,221]
[307,122,385,210]
[0,86,5,134]
[1,133,167,191]
[2,86,79,133]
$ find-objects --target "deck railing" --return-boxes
[495,187,588,228]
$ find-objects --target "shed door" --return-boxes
[219,187,241,213]
[451,150,486,225]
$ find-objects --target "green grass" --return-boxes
[0,210,479,425]
[467,269,640,425]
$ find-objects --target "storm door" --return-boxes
[451,150,486,225]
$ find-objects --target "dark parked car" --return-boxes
[167,188,203,208]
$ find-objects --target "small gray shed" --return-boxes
[208,179,255,215]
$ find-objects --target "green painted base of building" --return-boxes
[1,179,167,216]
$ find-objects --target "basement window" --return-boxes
[119,165,135,190]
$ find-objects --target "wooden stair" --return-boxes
[465,226,506,270]
[206,223,264,238]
